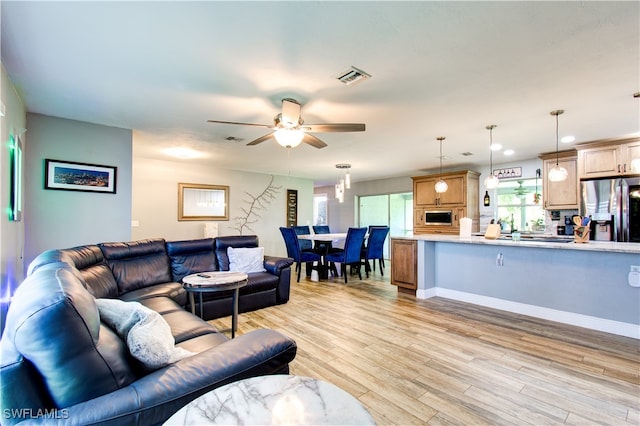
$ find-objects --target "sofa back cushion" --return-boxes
[99,239,172,294]
[166,239,217,282]
[28,245,120,299]
[0,263,137,411]
[214,235,259,271]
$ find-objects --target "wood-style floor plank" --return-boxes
[209,266,640,425]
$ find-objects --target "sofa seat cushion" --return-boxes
[119,282,186,305]
[243,272,279,294]
[160,310,221,344]
[96,299,194,370]
[138,296,185,315]
[175,333,229,353]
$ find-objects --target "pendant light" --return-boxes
[548,110,568,182]
[334,163,351,203]
[483,125,500,189]
[434,137,448,193]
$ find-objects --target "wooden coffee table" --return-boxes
[182,271,248,338]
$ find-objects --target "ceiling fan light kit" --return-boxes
[274,128,304,148]
[207,98,365,149]
[548,109,568,182]
[435,137,448,194]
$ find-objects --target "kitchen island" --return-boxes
[390,234,640,338]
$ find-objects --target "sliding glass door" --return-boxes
[358,192,413,258]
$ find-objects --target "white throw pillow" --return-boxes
[96,298,194,370]
[228,246,266,273]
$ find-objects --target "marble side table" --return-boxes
[164,374,376,425]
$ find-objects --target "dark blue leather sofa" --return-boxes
[0,236,296,425]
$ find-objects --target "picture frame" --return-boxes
[178,183,229,221]
[44,159,117,193]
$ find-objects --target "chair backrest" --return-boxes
[280,227,301,262]
[366,226,390,258]
[343,227,368,264]
[312,225,331,234]
[292,226,313,251]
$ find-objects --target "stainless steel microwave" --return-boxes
[425,210,453,226]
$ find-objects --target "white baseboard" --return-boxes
[417,288,639,339]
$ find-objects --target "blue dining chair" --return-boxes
[325,227,367,283]
[280,227,321,282]
[361,226,390,277]
[292,225,314,253]
[312,225,331,234]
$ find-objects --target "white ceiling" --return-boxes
[2,1,638,186]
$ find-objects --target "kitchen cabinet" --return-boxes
[412,170,479,235]
[390,238,416,293]
[576,137,640,178]
[539,150,579,210]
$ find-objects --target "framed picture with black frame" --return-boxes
[44,159,117,193]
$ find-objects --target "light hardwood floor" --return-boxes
[210,265,640,425]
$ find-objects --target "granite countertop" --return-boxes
[393,234,640,254]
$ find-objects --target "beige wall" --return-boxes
[132,149,314,258]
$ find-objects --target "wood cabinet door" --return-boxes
[622,141,640,175]
[390,239,417,290]
[543,157,578,210]
[414,178,437,206]
[438,176,465,205]
[579,146,620,178]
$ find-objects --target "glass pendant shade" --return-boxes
[484,174,499,189]
[549,110,567,182]
[484,125,499,189]
[434,136,448,193]
[274,129,304,148]
[435,179,448,193]
[548,165,568,182]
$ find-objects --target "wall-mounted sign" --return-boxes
[492,167,522,179]
[286,189,298,227]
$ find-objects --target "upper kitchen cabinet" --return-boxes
[576,137,640,178]
[412,170,480,235]
[539,150,579,210]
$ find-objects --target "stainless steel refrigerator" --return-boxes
[580,177,640,242]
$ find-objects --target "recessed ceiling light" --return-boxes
[503,149,515,156]
[561,135,575,143]
[162,147,202,159]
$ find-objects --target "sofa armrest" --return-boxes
[33,329,296,426]
[263,256,294,275]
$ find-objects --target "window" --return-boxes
[496,179,544,232]
[313,193,328,225]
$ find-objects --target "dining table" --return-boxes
[297,233,347,279]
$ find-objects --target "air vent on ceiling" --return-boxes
[461,152,474,156]
[336,66,371,86]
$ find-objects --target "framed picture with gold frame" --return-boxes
[178,183,229,221]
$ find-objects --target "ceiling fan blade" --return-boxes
[304,123,366,133]
[302,133,328,149]
[207,119,272,128]
[246,132,275,146]
[281,99,301,127]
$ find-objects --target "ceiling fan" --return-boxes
[207,98,365,149]
[514,180,530,198]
